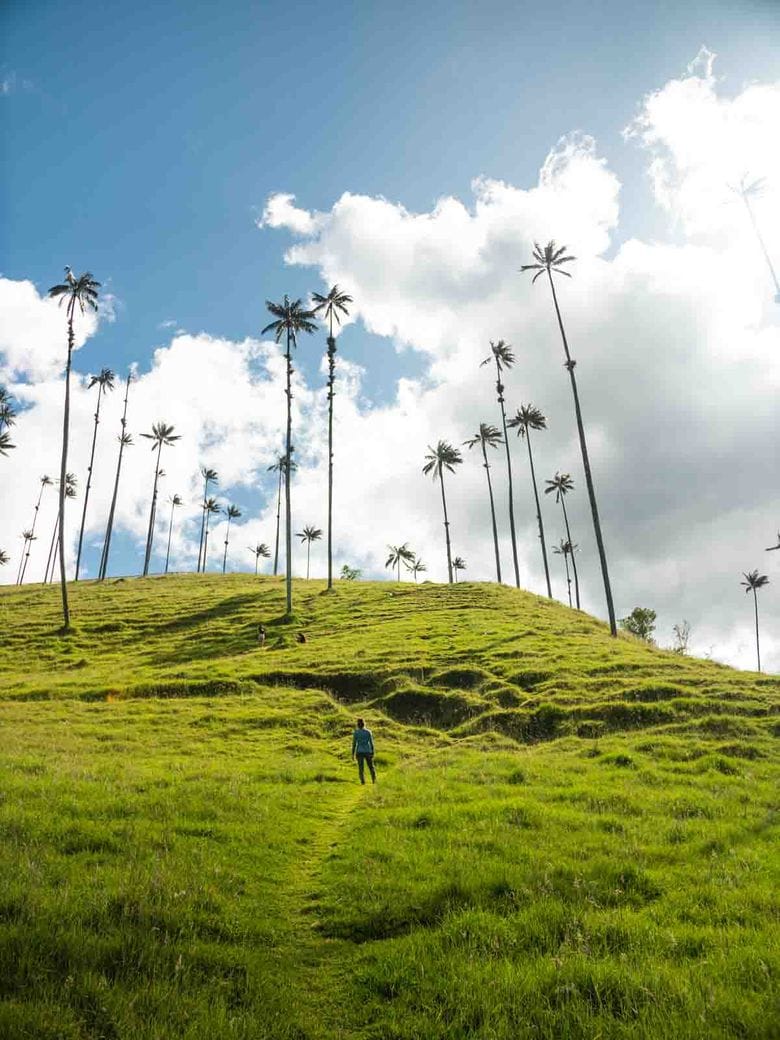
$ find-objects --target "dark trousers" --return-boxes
[356,752,376,784]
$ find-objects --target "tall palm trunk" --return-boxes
[165,503,176,575]
[222,517,233,575]
[57,305,75,627]
[99,375,131,581]
[143,443,163,576]
[254,553,260,576]
[562,549,573,607]
[75,382,105,580]
[15,539,27,585]
[481,441,502,583]
[558,497,580,609]
[19,482,47,584]
[197,476,210,573]
[495,361,520,587]
[752,588,762,673]
[44,515,59,584]
[523,430,552,598]
[438,469,454,583]
[204,516,212,571]
[306,540,311,580]
[547,271,616,635]
[284,329,293,615]
[273,466,282,577]
[327,327,336,590]
[743,194,780,299]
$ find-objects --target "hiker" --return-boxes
[351,718,376,784]
[296,632,307,644]
[257,624,266,647]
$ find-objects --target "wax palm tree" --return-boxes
[0,550,9,566]
[734,177,780,303]
[140,423,180,576]
[18,475,53,584]
[522,242,616,634]
[268,453,297,577]
[312,284,353,591]
[164,494,183,575]
[45,474,77,584]
[741,570,770,672]
[508,404,553,598]
[545,472,580,609]
[464,424,504,583]
[452,556,466,583]
[385,543,415,582]
[407,558,427,584]
[297,524,323,580]
[201,498,221,571]
[0,386,17,454]
[553,538,577,608]
[481,340,520,587]
[75,367,115,580]
[262,297,318,616]
[99,372,133,581]
[422,441,462,583]
[47,268,100,627]
[17,531,36,585]
[197,467,218,573]
[249,542,271,575]
[222,504,242,574]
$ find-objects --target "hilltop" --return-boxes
[0,575,777,1039]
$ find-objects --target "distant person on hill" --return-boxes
[257,624,266,647]
[351,718,376,784]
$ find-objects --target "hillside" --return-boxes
[0,575,777,1039]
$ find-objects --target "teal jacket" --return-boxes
[352,727,374,755]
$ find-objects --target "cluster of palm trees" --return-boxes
[384,543,432,583]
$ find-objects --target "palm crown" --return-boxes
[169,494,183,507]
[204,497,221,516]
[88,368,116,394]
[741,571,769,593]
[311,285,353,336]
[481,339,515,372]
[142,422,180,450]
[201,466,218,484]
[0,386,18,430]
[226,505,242,521]
[452,556,466,572]
[250,543,271,559]
[422,441,463,478]
[545,471,574,502]
[297,525,323,544]
[386,543,415,569]
[509,404,547,436]
[520,241,576,284]
[464,423,503,452]
[48,268,100,315]
[262,296,318,345]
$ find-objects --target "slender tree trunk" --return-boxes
[284,329,293,615]
[562,550,572,607]
[438,469,454,583]
[559,497,580,609]
[273,467,282,577]
[306,541,311,580]
[197,476,209,573]
[204,517,211,571]
[327,330,336,589]
[45,515,59,584]
[75,384,104,580]
[547,271,616,635]
[254,554,259,576]
[753,589,762,672]
[99,374,131,581]
[19,482,46,584]
[57,309,75,628]
[222,518,231,575]
[15,539,27,585]
[397,560,401,582]
[143,443,163,576]
[165,503,176,574]
[743,195,780,297]
[481,442,502,583]
[496,360,520,587]
[524,430,552,598]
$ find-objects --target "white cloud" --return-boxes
[258,193,325,236]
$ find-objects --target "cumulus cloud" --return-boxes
[3,55,778,674]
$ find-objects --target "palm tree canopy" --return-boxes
[268,453,297,474]
[741,570,769,592]
[545,471,575,502]
[250,543,271,558]
[47,269,100,313]
[422,440,463,479]
[553,539,577,556]
[464,423,503,451]
[262,295,318,345]
[407,558,427,573]
[297,525,323,543]
[204,497,221,514]
[0,430,15,456]
[311,285,353,328]
[452,556,466,571]
[201,466,218,483]
[0,386,18,429]
[169,494,183,507]
[0,549,9,565]
[480,339,516,371]
[41,475,54,486]
[385,543,415,569]
[141,422,180,450]
[227,505,242,520]
[508,404,548,435]
[88,368,116,393]
[520,241,576,284]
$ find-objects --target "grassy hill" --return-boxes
[0,575,777,1039]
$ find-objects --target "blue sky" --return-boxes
[3,0,777,389]
[2,0,779,669]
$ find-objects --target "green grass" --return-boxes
[0,574,777,1038]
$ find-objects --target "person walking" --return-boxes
[351,718,376,784]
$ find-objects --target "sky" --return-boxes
[1,0,779,671]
